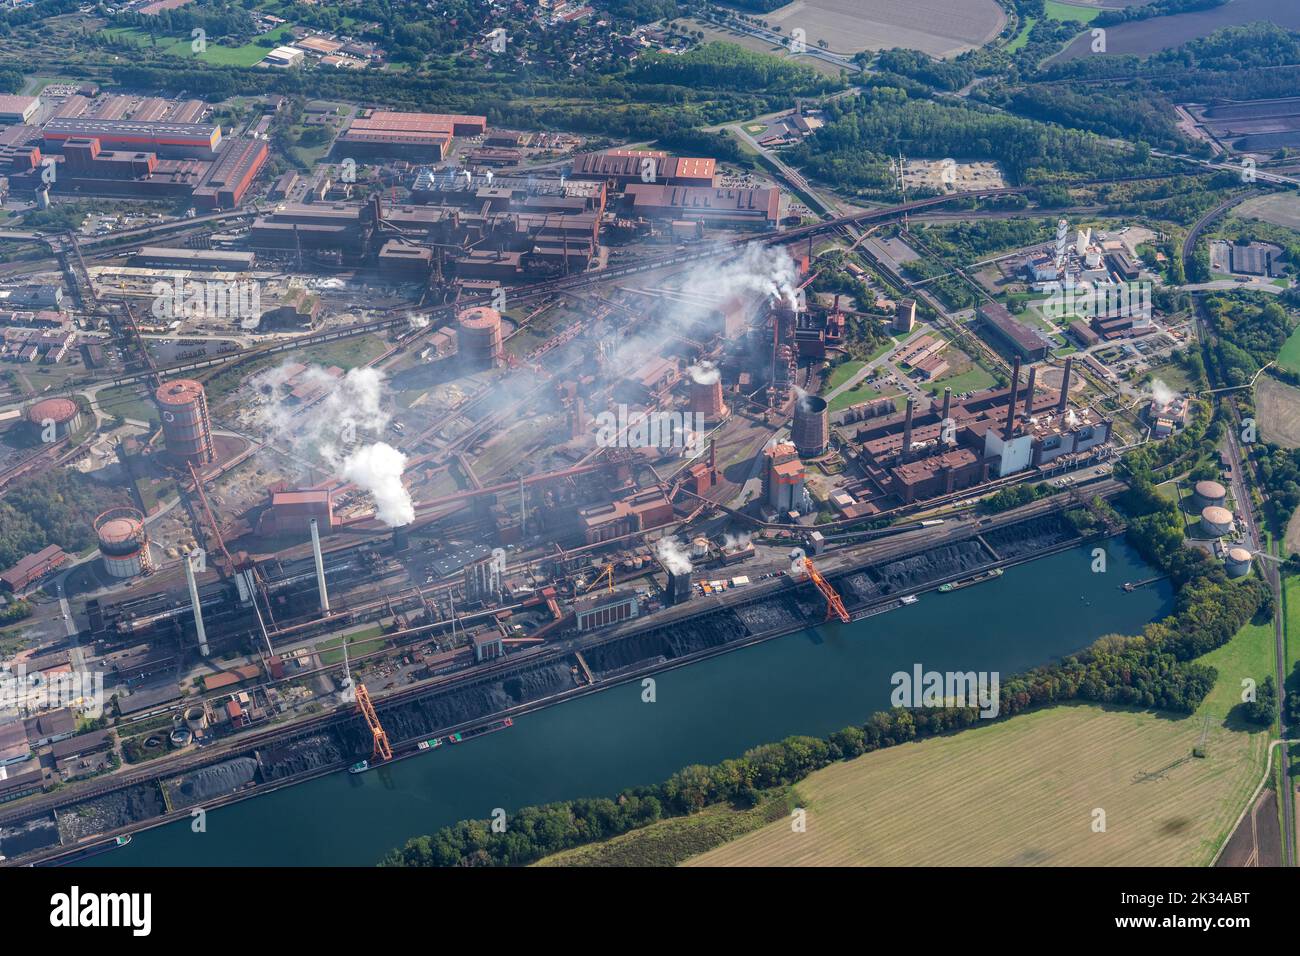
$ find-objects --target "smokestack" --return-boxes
[185,551,209,658]
[1058,357,1073,415]
[941,387,952,425]
[310,518,330,615]
[1004,356,1022,441]
[902,398,915,460]
[1024,366,1037,416]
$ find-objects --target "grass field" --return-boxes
[1006,17,1037,52]
[96,383,160,425]
[684,703,1267,866]
[100,27,292,68]
[1277,327,1300,375]
[925,363,996,397]
[1044,0,1102,22]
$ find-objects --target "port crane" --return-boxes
[342,632,393,764]
[797,555,850,624]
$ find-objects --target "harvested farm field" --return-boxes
[760,0,1005,59]
[1053,0,1300,62]
[686,704,1267,866]
[1255,375,1300,448]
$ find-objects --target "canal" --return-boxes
[89,538,1172,866]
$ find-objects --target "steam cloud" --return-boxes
[656,537,692,575]
[688,360,720,385]
[1150,378,1176,408]
[255,363,414,527]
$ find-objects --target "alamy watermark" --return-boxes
[1,665,104,717]
[1041,280,1151,323]
[890,664,1000,718]
[593,405,707,457]
[151,274,260,322]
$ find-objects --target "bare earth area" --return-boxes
[761,0,1005,58]
[685,705,1265,867]
[1235,193,1300,232]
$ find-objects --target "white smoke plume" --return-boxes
[603,243,799,379]
[254,363,414,527]
[721,532,751,551]
[656,536,692,575]
[1149,378,1175,408]
[688,360,720,385]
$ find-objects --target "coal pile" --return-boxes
[584,609,748,676]
[260,732,347,780]
[165,757,259,809]
[340,660,578,752]
[982,513,1078,559]
[0,814,61,858]
[838,571,883,603]
[866,540,988,594]
[57,783,165,842]
[733,595,804,634]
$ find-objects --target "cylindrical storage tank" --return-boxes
[25,397,81,440]
[791,395,829,458]
[691,536,710,559]
[456,306,503,370]
[94,507,153,578]
[1200,505,1234,538]
[1225,547,1253,579]
[1192,480,1227,510]
[155,379,214,466]
[169,726,193,748]
[184,704,208,732]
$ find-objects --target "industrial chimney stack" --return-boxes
[1004,356,1022,441]
[310,517,330,615]
[1058,357,1074,415]
[185,550,209,658]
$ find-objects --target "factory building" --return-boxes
[132,247,256,271]
[472,632,504,662]
[575,589,639,632]
[336,110,487,162]
[189,135,268,208]
[569,150,716,188]
[259,489,334,537]
[0,95,39,124]
[977,302,1051,362]
[578,489,675,544]
[25,396,80,439]
[42,118,222,158]
[155,378,214,467]
[893,298,916,334]
[622,184,780,230]
[94,508,154,579]
[763,441,806,512]
[0,544,68,593]
[841,357,1112,511]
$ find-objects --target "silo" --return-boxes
[456,306,504,370]
[1192,480,1227,510]
[691,536,710,559]
[1225,547,1253,579]
[25,397,81,440]
[791,395,829,458]
[154,379,214,466]
[1199,506,1234,537]
[95,507,154,578]
[184,704,209,733]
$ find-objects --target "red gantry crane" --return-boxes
[799,555,850,624]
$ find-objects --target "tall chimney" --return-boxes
[185,551,209,658]
[1023,366,1037,416]
[310,517,330,615]
[1004,356,1021,440]
[1058,357,1073,415]
[941,386,952,425]
[901,398,915,460]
